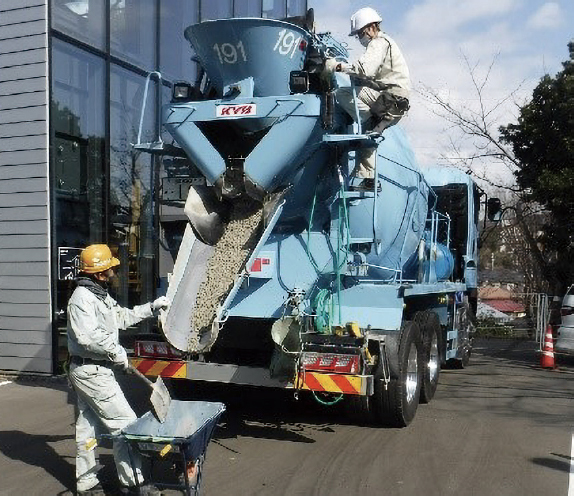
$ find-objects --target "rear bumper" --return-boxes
[130,358,374,395]
[295,371,374,396]
[130,358,187,378]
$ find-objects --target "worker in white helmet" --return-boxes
[67,244,169,495]
[325,7,411,186]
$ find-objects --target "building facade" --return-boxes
[0,0,307,374]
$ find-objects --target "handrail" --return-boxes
[350,77,362,135]
[373,150,380,255]
[136,71,164,147]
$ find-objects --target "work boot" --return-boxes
[120,483,161,496]
[370,118,392,134]
[350,178,381,193]
[77,482,106,496]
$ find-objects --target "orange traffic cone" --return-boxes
[540,325,556,369]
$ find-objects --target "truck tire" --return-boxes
[447,301,476,369]
[373,321,423,427]
[344,395,374,425]
[413,311,442,404]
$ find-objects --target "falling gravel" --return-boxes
[188,197,263,352]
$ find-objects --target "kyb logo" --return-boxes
[216,104,256,117]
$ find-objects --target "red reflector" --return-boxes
[135,341,183,359]
[250,258,262,272]
[302,352,360,374]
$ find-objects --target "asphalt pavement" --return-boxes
[1,338,573,496]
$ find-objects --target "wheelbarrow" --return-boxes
[102,400,225,495]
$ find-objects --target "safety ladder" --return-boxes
[322,132,382,253]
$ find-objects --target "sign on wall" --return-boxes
[58,247,83,280]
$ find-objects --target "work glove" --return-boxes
[324,57,339,74]
[112,348,130,372]
[152,296,170,312]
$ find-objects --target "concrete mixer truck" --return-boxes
[130,14,491,427]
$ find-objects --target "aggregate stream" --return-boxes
[188,198,263,352]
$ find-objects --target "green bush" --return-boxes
[476,317,514,338]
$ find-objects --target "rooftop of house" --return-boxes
[478,286,516,300]
[479,268,525,286]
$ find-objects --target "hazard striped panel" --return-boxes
[295,372,371,396]
[130,358,187,379]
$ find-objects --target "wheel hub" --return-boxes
[405,344,419,403]
[428,334,439,383]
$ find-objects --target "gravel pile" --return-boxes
[188,197,263,352]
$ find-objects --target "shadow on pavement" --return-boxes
[150,379,348,445]
[531,456,571,473]
[475,337,574,372]
[7,375,69,391]
[7,374,78,409]
[0,430,75,492]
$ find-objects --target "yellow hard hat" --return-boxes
[80,244,120,274]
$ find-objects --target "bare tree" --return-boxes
[417,53,556,293]
[418,53,524,190]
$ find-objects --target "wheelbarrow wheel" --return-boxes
[177,455,204,495]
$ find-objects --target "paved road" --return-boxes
[1,339,573,495]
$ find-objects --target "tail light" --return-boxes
[301,352,360,374]
[134,340,183,359]
[561,306,574,317]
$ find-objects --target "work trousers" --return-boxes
[336,86,403,179]
[69,363,144,492]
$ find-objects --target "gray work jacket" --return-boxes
[67,286,153,365]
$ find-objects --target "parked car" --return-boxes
[555,285,574,353]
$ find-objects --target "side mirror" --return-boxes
[487,198,502,222]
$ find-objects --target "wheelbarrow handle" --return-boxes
[128,364,154,388]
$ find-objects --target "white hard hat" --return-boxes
[349,7,382,36]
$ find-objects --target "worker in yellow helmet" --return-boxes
[325,7,410,189]
[67,244,169,495]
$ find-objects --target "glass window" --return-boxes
[51,0,106,49]
[51,40,106,251]
[111,0,157,70]
[160,0,199,84]
[262,0,286,18]
[234,0,262,17]
[201,0,232,21]
[287,0,306,17]
[51,40,106,353]
[110,66,157,307]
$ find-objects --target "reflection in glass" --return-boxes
[51,0,106,49]
[111,0,156,70]
[234,0,262,17]
[160,0,199,84]
[52,39,105,250]
[51,40,106,350]
[262,0,286,19]
[110,66,156,307]
[200,0,232,21]
[288,0,307,17]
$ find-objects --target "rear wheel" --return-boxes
[373,321,423,427]
[448,301,476,369]
[344,394,375,425]
[457,346,471,368]
[414,312,442,403]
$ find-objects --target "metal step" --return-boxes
[341,190,376,199]
[349,237,376,244]
[322,133,378,148]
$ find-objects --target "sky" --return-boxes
[308,0,574,188]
